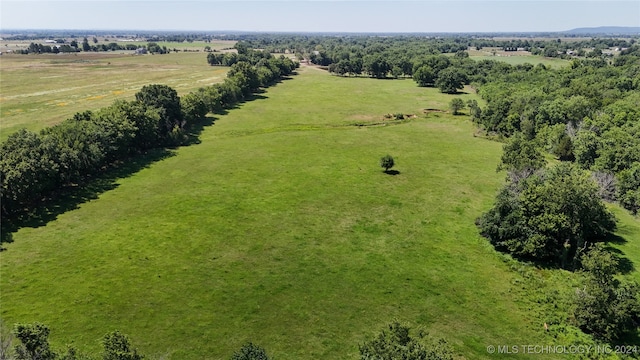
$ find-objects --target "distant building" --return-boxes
[135,47,147,55]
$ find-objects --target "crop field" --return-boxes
[0,51,228,139]
[2,65,639,359]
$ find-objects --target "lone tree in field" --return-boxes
[450,98,465,115]
[380,155,395,173]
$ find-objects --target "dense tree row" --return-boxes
[0,86,183,219]
[16,40,169,54]
[0,56,297,229]
[235,34,635,58]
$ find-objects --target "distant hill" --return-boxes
[565,26,640,35]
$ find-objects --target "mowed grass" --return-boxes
[2,67,635,359]
[0,52,228,139]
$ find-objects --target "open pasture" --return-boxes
[467,49,569,68]
[0,51,228,139]
[0,66,603,359]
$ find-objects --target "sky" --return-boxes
[1,0,639,33]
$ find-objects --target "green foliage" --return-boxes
[573,130,600,169]
[181,92,209,124]
[536,124,574,161]
[363,54,391,79]
[0,129,58,216]
[616,163,640,214]
[435,68,467,94]
[472,47,640,214]
[574,246,640,342]
[359,321,453,360]
[594,127,640,173]
[102,331,143,360]
[227,61,261,96]
[230,343,270,360]
[135,84,184,137]
[449,98,465,115]
[497,133,546,173]
[380,155,395,172]
[412,66,435,87]
[13,323,55,360]
[478,163,616,269]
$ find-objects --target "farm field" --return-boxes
[0,51,229,139]
[2,65,640,359]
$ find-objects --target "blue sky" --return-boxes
[1,1,638,33]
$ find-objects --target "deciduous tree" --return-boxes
[449,98,465,115]
[435,67,467,94]
[478,163,616,269]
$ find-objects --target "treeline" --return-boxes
[16,40,170,54]
[472,45,640,214]
[235,34,635,60]
[206,42,273,66]
[3,321,453,360]
[0,55,297,233]
[475,45,640,343]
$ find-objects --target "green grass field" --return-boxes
[0,52,228,139]
[1,66,638,359]
[470,55,569,69]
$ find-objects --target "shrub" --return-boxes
[359,321,453,360]
[449,98,465,115]
[574,245,640,342]
[380,155,395,172]
[13,323,55,360]
[103,331,143,360]
[231,343,270,360]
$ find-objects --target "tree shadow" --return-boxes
[604,232,627,245]
[383,170,401,175]
[613,327,640,346]
[1,148,175,249]
[446,91,468,95]
[183,115,216,146]
[604,246,636,275]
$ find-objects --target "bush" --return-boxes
[13,323,55,360]
[573,245,640,342]
[380,155,395,172]
[359,321,453,360]
[231,343,270,360]
[449,98,465,115]
[103,331,143,360]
